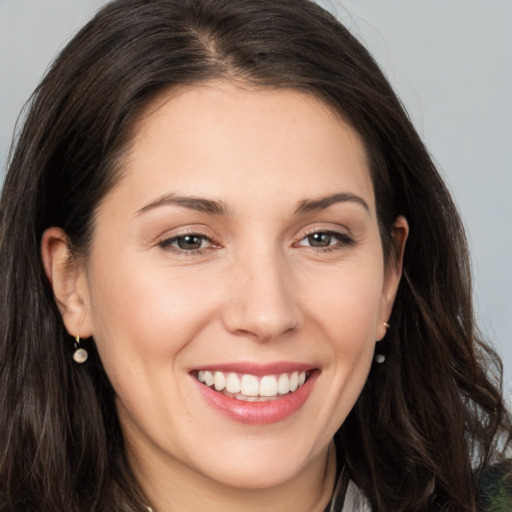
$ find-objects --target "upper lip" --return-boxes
[189,361,316,376]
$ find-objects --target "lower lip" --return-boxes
[193,372,318,425]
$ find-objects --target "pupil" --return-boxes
[178,235,202,250]
[309,233,331,247]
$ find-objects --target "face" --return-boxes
[65,83,404,492]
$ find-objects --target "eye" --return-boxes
[297,230,353,250]
[306,232,335,248]
[158,233,213,253]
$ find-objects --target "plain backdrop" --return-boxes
[1,0,511,393]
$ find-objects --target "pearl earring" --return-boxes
[374,322,390,364]
[73,335,88,364]
[374,353,386,364]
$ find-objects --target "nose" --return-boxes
[222,249,302,342]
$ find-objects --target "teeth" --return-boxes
[196,370,308,398]
[241,375,259,396]
[214,371,226,391]
[204,371,214,387]
[289,371,299,392]
[277,373,290,394]
[260,375,278,397]
[226,372,241,394]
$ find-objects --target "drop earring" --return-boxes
[374,322,390,364]
[73,335,88,364]
[374,353,386,364]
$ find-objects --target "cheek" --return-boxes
[300,261,384,403]
[85,255,220,368]
[83,258,218,432]
[300,263,385,344]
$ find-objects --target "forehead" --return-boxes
[111,82,375,216]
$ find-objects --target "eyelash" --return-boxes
[157,229,354,256]
[295,230,354,252]
[157,232,216,256]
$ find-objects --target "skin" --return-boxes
[42,82,407,512]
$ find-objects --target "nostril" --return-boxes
[222,300,302,341]
[221,259,303,340]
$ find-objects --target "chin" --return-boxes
[188,436,326,491]
[200,459,305,490]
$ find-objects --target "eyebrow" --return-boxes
[135,193,227,216]
[135,191,369,217]
[294,192,370,214]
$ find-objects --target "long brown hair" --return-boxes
[0,0,510,510]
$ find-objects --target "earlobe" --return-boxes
[41,227,93,338]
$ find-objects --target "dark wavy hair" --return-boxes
[0,0,510,510]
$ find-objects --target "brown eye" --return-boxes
[176,235,204,250]
[296,230,354,251]
[307,232,333,248]
[159,233,212,252]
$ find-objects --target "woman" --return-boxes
[0,0,510,510]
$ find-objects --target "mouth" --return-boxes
[191,362,319,424]
[194,369,311,402]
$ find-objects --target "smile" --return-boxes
[196,370,309,401]
[192,363,318,424]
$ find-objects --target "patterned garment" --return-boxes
[326,463,512,512]
[479,463,512,512]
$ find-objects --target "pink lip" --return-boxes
[190,361,314,376]
[192,368,319,425]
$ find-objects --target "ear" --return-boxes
[376,215,408,340]
[41,227,93,338]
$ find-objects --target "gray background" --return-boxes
[1,1,511,393]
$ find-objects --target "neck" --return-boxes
[132,442,337,512]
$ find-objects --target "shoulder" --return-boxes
[478,461,512,512]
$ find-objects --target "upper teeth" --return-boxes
[197,370,307,398]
